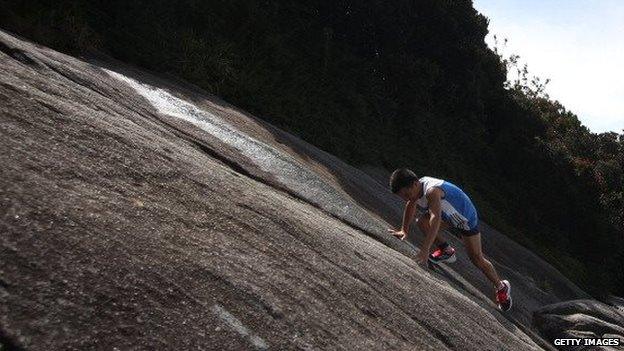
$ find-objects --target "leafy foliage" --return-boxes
[1,0,622,295]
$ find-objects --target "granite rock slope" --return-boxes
[0,29,588,350]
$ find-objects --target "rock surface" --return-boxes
[0,29,590,350]
[534,299,624,350]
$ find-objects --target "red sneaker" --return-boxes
[496,280,512,311]
[428,246,457,264]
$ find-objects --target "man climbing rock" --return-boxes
[388,168,512,311]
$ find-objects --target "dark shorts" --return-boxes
[420,210,480,237]
[448,225,480,238]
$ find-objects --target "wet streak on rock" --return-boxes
[211,304,268,350]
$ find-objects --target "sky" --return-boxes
[472,0,624,133]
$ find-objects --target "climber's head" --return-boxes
[389,168,420,201]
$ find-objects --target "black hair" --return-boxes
[389,168,418,193]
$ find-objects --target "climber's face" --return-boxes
[397,181,420,202]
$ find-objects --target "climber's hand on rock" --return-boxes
[388,228,407,240]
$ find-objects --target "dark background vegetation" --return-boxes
[1,0,622,296]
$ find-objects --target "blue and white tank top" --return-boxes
[415,176,478,231]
